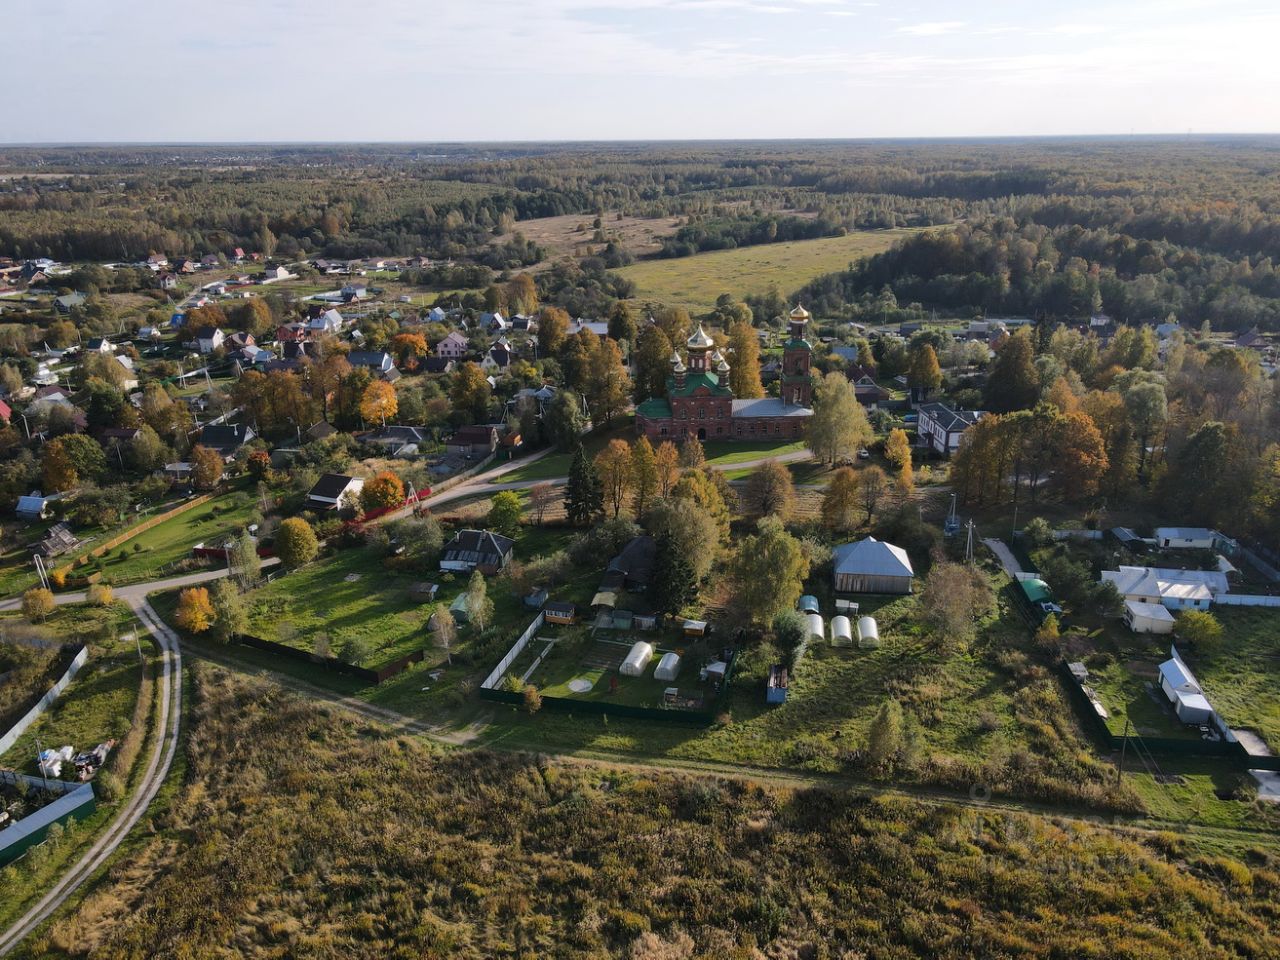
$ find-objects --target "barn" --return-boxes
[832,537,914,594]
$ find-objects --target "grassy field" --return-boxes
[1195,606,1280,749]
[489,420,636,484]
[65,484,261,587]
[29,666,1280,959]
[1087,654,1201,740]
[615,228,922,310]
[0,603,143,776]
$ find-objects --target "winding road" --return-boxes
[0,596,183,956]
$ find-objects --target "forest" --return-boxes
[6,138,1280,328]
[18,666,1280,960]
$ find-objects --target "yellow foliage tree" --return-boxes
[175,587,214,634]
[359,380,398,426]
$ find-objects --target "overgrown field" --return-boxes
[23,666,1280,959]
[616,228,921,309]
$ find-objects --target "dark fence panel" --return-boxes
[235,634,425,684]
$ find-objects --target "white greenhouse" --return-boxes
[619,641,654,677]
[857,616,880,648]
[830,615,853,646]
[805,613,825,642]
[654,651,682,682]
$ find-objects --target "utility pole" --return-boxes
[1117,719,1131,784]
[35,735,49,790]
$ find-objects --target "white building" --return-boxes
[1123,599,1176,634]
[1154,527,1219,550]
[1101,566,1225,611]
[1157,649,1214,724]
[916,402,983,456]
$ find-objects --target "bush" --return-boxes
[94,769,124,801]
[87,583,114,607]
[1022,516,1054,547]
[22,588,55,623]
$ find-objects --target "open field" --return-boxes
[502,212,682,262]
[26,666,1280,959]
[616,228,922,310]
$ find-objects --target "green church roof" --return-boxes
[668,371,733,398]
[636,397,673,420]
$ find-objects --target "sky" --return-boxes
[7,0,1280,142]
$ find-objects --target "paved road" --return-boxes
[415,446,816,512]
[981,538,1028,578]
[0,560,280,612]
[0,596,183,956]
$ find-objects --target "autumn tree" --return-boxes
[175,587,214,634]
[431,604,457,665]
[866,699,906,773]
[191,445,224,491]
[858,465,889,523]
[742,460,796,520]
[1177,610,1223,654]
[728,517,810,626]
[505,273,538,316]
[727,320,765,399]
[654,440,680,498]
[389,332,428,371]
[808,371,871,465]
[630,436,658,515]
[360,470,405,513]
[537,306,569,355]
[584,337,631,425]
[679,435,706,468]
[41,434,106,492]
[821,467,860,532]
[884,428,912,472]
[632,326,673,403]
[22,588,55,623]
[450,362,491,423]
[672,469,731,544]
[276,517,319,569]
[594,439,634,518]
[359,380,398,426]
[906,342,942,399]
[229,532,261,590]
[487,490,523,539]
[465,569,494,630]
[984,328,1039,412]
[528,481,555,525]
[918,561,993,649]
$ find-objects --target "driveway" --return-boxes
[981,538,1028,578]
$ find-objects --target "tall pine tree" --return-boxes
[651,531,696,621]
[564,444,603,526]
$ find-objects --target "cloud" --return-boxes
[897,20,965,36]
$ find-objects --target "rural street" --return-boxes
[0,559,280,612]
[0,596,183,956]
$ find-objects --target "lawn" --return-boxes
[702,438,807,466]
[615,228,923,310]
[1087,655,1201,741]
[490,420,636,484]
[68,483,261,587]
[1194,606,1280,750]
[0,603,146,778]
[504,627,721,711]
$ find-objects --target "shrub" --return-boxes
[1022,516,1054,547]
[522,685,542,715]
[276,517,319,569]
[22,588,55,623]
[87,583,114,607]
[94,769,124,801]
[175,587,214,634]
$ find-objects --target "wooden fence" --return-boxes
[63,494,213,574]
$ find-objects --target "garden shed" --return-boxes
[832,537,914,594]
[798,595,820,614]
[654,652,681,682]
[619,641,654,677]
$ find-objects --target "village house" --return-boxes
[1101,565,1226,611]
[439,529,514,575]
[347,350,399,381]
[308,309,344,335]
[197,423,256,459]
[446,425,498,457]
[52,291,87,314]
[364,425,430,456]
[436,330,469,360]
[192,326,226,354]
[481,338,514,373]
[305,473,365,512]
[916,402,984,456]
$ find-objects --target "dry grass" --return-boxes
[501,212,682,263]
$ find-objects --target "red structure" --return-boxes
[635,305,814,442]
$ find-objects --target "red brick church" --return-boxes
[636,305,814,442]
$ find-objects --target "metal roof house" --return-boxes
[1101,566,1223,611]
[1154,527,1220,550]
[440,529,515,575]
[305,473,365,511]
[832,537,915,594]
